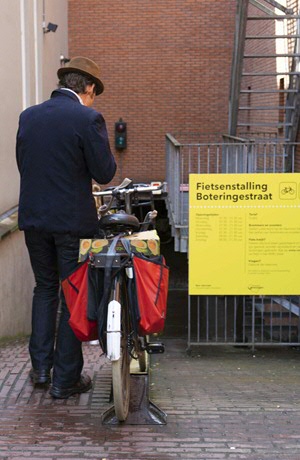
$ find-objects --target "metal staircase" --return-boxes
[229,0,300,143]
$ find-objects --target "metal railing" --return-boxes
[165,133,300,349]
[165,133,297,252]
[188,295,300,350]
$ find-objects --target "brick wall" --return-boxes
[68,0,236,184]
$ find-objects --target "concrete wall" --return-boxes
[0,0,68,338]
[0,232,34,338]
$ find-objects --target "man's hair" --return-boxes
[58,72,96,94]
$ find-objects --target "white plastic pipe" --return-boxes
[20,0,28,110]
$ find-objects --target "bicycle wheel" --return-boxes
[110,277,131,421]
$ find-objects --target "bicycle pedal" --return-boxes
[146,342,165,354]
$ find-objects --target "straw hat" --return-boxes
[57,56,104,95]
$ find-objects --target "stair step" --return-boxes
[237,122,292,127]
[239,106,295,110]
[248,15,300,20]
[244,54,300,58]
[242,72,300,76]
[240,89,297,93]
[264,318,299,327]
[236,137,290,142]
[246,35,300,39]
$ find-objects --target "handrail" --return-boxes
[228,0,249,135]
[222,134,255,143]
[165,133,181,147]
[0,206,19,241]
[284,19,300,143]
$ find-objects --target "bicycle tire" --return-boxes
[110,277,131,421]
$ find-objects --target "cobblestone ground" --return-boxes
[1,337,300,459]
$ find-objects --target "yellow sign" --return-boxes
[189,173,300,295]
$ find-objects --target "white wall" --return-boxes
[0,1,23,214]
[0,0,68,338]
[43,0,69,99]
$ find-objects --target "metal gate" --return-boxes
[165,133,300,349]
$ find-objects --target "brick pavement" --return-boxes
[1,337,300,459]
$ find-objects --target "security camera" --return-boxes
[60,55,70,64]
[44,22,58,33]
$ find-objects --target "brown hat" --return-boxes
[57,56,104,95]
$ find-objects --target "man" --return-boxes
[16,57,116,399]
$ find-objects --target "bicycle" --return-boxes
[91,178,166,422]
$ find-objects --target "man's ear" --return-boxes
[85,83,95,95]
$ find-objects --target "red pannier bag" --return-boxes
[133,254,169,335]
[61,261,98,342]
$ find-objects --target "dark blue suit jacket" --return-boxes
[16,89,116,235]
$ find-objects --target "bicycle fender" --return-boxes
[106,300,121,361]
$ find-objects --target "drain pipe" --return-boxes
[20,0,28,110]
[42,0,46,32]
[33,0,42,103]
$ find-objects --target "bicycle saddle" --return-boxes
[99,213,140,232]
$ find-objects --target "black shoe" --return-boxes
[50,374,92,399]
[29,368,51,386]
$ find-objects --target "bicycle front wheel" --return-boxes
[110,278,131,421]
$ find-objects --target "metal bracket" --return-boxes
[93,253,121,268]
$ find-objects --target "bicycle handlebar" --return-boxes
[93,179,164,216]
[93,182,163,197]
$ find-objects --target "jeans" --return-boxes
[24,230,85,388]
